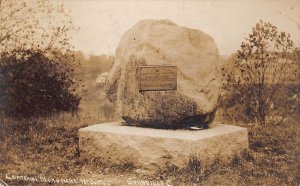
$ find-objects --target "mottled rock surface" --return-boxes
[105,19,221,128]
[79,122,249,171]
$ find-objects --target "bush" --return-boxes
[220,82,299,124]
[0,49,81,117]
[219,92,255,124]
[220,21,298,125]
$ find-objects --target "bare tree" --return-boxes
[0,0,76,54]
[222,20,298,125]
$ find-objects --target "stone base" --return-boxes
[79,122,248,171]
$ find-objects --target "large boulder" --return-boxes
[105,19,221,128]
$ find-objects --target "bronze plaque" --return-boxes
[139,65,177,91]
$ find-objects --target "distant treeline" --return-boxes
[73,51,114,78]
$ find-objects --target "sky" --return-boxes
[64,0,300,56]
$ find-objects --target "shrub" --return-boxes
[221,20,298,125]
[220,83,299,124]
[0,49,81,117]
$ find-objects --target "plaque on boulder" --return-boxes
[139,65,177,91]
[105,19,221,128]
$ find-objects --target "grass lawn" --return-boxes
[157,116,299,185]
[0,112,299,185]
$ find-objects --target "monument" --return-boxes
[104,19,220,129]
[79,19,248,171]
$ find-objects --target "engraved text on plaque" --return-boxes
[139,65,177,91]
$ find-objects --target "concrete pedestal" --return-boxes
[79,122,248,171]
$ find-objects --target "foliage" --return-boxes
[221,20,299,125]
[0,0,81,117]
[0,0,76,53]
[73,51,114,78]
[0,49,80,117]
